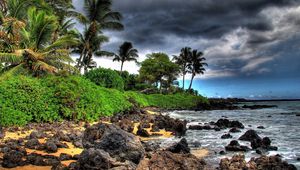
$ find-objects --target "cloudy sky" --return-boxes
[73,0,300,99]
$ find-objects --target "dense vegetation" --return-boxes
[0,0,209,126]
[0,75,207,126]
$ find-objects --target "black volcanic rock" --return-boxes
[221,133,232,139]
[225,140,250,152]
[166,138,190,154]
[239,130,261,141]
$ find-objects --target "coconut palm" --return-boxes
[113,41,138,72]
[73,29,110,73]
[173,47,191,90]
[76,0,123,72]
[187,50,207,90]
[0,8,78,76]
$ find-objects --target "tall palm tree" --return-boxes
[173,47,191,90]
[76,0,123,72]
[0,8,78,76]
[113,41,138,72]
[188,50,207,90]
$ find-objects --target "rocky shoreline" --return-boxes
[0,107,297,170]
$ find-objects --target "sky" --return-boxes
[73,0,300,99]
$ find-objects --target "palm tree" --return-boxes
[173,47,191,90]
[76,0,123,72]
[188,50,207,90]
[113,41,138,72]
[0,8,78,76]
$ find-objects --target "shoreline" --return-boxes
[0,106,298,169]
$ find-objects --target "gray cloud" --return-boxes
[73,0,300,80]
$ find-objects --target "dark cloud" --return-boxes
[73,0,300,82]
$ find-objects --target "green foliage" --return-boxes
[0,75,131,126]
[139,52,180,91]
[126,91,208,109]
[0,76,60,125]
[84,67,124,90]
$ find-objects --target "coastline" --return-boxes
[1,103,299,169]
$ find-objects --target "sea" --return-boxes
[162,101,300,169]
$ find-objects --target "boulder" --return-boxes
[215,119,244,129]
[250,155,297,170]
[137,151,206,170]
[221,133,232,139]
[225,140,250,152]
[257,126,265,129]
[82,123,145,164]
[154,115,187,136]
[136,127,150,137]
[45,141,58,153]
[166,138,190,154]
[219,154,248,170]
[26,153,60,166]
[25,138,43,150]
[251,137,278,152]
[115,119,134,133]
[239,129,261,141]
[29,131,46,139]
[73,148,136,170]
[2,150,26,168]
[54,131,71,142]
[59,153,73,161]
[229,127,241,133]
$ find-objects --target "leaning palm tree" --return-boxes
[0,8,78,76]
[173,47,191,90]
[113,41,138,72]
[188,50,207,90]
[76,0,123,72]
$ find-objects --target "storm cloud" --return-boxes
[73,0,300,80]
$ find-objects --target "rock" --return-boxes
[154,115,187,136]
[219,150,226,155]
[250,155,297,170]
[251,137,278,151]
[45,141,58,153]
[51,163,68,170]
[215,119,244,129]
[59,153,73,161]
[54,131,71,142]
[257,126,265,129]
[115,119,134,133]
[137,151,206,170]
[82,123,145,164]
[150,124,160,132]
[26,153,59,166]
[225,140,250,152]
[229,127,241,133]
[221,133,232,139]
[219,154,248,170]
[25,138,42,150]
[2,150,26,168]
[73,140,83,148]
[136,127,150,137]
[296,114,300,117]
[29,131,46,139]
[141,141,160,152]
[239,129,261,141]
[166,138,190,154]
[242,104,277,109]
[75,148,136,170]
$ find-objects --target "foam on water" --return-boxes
[165,101,300,168]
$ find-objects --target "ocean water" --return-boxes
[164,101,300,168]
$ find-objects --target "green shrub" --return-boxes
[84,68,124,90]
[125,91,208,109]
[0,76,60,124]
[43,76,132,121]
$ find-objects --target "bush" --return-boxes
[125,91,208,109]
[0,76,60,125]
[0,75,132,126]
[84,67,124,90]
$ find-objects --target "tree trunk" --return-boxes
[182,73,185,90]
[76,47,86,72]
[159,79,162,94]
[120,61,124,72]
[188,73,195,90]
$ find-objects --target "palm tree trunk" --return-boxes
[76,47,86,71]
[188,73,195,90]
[120,61,124,72]
[182,74,185,90]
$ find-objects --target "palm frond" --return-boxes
[0,52,22,63]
